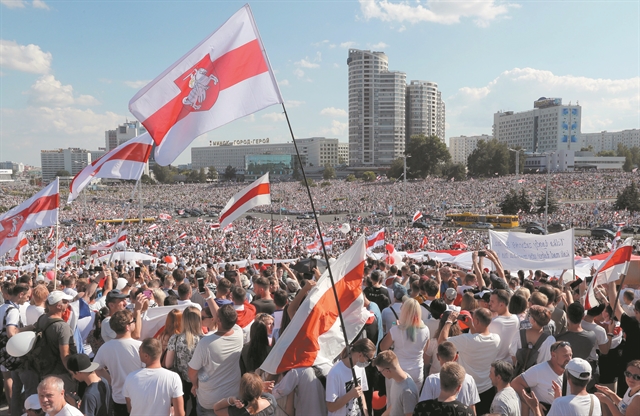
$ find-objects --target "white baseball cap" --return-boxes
[47,291,74,305]
[566,358,592,380]
[24,394,41,410]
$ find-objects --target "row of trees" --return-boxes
[499,188,558,215]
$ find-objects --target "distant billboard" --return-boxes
[534,97,562,109]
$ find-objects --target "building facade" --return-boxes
[105,121,147,151]
[524,150,624,172]
[493,97,581,153]
[448,134,492,165]
[406,80,445,141]
[347,49,406,167]
[40,148,92,181]
[580,129,640,153]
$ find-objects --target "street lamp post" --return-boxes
[544,153,554,233]
[403,153,411,199]
[508,148,525,188]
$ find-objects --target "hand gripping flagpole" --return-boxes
[107,179,140,267]
[281,104,365,416]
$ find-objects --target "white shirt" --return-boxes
[101,316,117,343]
[521,361,562,408]
[326,360,369,416]
[381,303,402,334]
[389,325,429,385]
[93,337,143,404]
[618,387,640,414]
[489,314,521,362]
[548,394,601,416]
[581,320,608,361]
[420,373,480,406]
[123,367,183,416]
[48,403,84,416]
[449,332,500,394]
[512,333,556,365]
[177,299,202,310]
[25,304,45,326]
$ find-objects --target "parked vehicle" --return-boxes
[547,223,568,233]
[591,227,616,239]
[526,225,547,235]
[470,222,494,229]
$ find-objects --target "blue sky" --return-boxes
[1,0,638,167]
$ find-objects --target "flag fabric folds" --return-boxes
[89,230,128,252]
[68,134,153,203]
[585,237,633,309]
[366,228,385,250]
[219,173,271,229]
[128,5,283,166]
[8,233,28,263]
[260,236,368,374]
[0,179,59,257]
[412,211,422,223]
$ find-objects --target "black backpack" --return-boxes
[25,316,69,375]
[515,329,550,375]
[0,306,25,371]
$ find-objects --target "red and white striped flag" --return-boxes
[68,134,153,203]
[0,179,59,257]
[128,5,283,166]
[219,173,271,228]
[8,233,29,263]
[46,240,66,262]
[385,243,403,265]
[178,232,187,239]
[159,213,172,221]
[58,244,77,263]
[89,230,128,251]
[148,224,159,232]
[223,224,234,233]
[260,236,369,374]
[46,227,54,239]
[366,228,385,250]
[412,211,422,223]
[273,224,283,233]
[210,223,220,230]
[456,228,463,235]
[420,236,428,249]
[585,237,634,309]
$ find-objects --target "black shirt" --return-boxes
[620,313,640,364]
[80,377,112,416]
[413,399,475,416]
[363,286,391,311]
[251,298,276,315]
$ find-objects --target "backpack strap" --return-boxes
[532,332,550,351]
[420,302,431,313]
[390,306,400,321]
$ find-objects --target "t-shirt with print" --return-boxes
[167,332,201,381]
[413,399,475,416]
[363,286,391,312]
[388,374,418,416]
[490,386,521,416]
[326,360,369,416]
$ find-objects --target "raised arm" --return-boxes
[608,282,624,321]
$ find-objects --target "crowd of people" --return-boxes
[1,170,640,415]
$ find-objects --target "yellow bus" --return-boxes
[445,213,519,229]
[95,218,156,224]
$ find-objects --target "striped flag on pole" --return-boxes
[412,211,422,223]
[260,236,368,374]
[219,172,270,229]
[8,233,29,263]
[585,237,633,309]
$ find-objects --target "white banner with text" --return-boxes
[489,229,575,271]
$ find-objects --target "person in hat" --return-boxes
[522,357,602,416]
[67,353,111,416]
[444,287,460,312]
[381,283,406,335]
[101,289,128,343]
[23,394,42,416]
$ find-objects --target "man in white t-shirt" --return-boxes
[188,304,243,416]
[512,341,573,416]
[93,309,143,416]
[521,357,602,416]
[420,341,480,413]
[124,338,184,416]
[582,304,612,382]
[440,308,500,415]
[37,376,83,416]
[489,289,521,362]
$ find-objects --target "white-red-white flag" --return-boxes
[260,236,368,374]
[46,227,54,239]
[0,179,59,257]
[58,244,77,263]
[366,228,385,250]
[219,173,271,228]
[420,236,428,249]
[46,240,66,262]
[585,237,634,309]
[148,224,159,232]
[613,227,622,249]
[68,134,153,203]
[8,233,29,263]
[128,5,283,166]
[210,223,220,230]
[89,230,128,251]
[412,211,422,223]
[178,232,187,239]
[456,228,463,235]
[385,243,403,265]
[159,213,172,221]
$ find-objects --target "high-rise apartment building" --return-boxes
[348,49,406,167]
[449,135,492,164]
[105,120,147,151]
[580,129,640,153]
[493,97,581,153]
[40,148,92,181]
[406,80,445,141]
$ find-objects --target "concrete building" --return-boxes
[338,143,349,166]
[580,129,640,153]
[89,148,107,163]
[524,150,624,172]
[347,49,406,167]
[406,80,445,141]
[448,135,492,165]
[0,170,14,182]
[40,148,92,181]
[296,137,341,168]
[105,120,146,151]
[493,97,581,153]
[0,161,24,173]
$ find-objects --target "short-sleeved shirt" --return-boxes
[80,378,112,416]
[555,330,597,360]
[419,373,480,406]
[413,399,475,416]
[547,394,601,416]
[251,298,276,315]
[35,314,74,376]
[388,375,419,416]
[520,361,562,406]
[581,320,608,361]
[123,367,183,416]
[93,337,143,405]
[448,332,500,393]
[326,360,369,416]
[363,286,391,311]
[228,393,276,416]
[490,386,521,416]
[167,332,201,381]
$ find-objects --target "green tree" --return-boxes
[499,189,532,215]
[301,178,316,187]
[362,171,376,182]
[597,150,616,157]
[140,174,155,185]
[55,170,70,177]
[207,166,218,181]
[292,167,301,181]
[615,181,640,212]
[198,167,207,183]
[321,181,331,187]
[441,162,466,182]
[151,164,174,184]
[345,174,356,182]
[323,165,336,180]
[580,145,594,152]
[223,165,237,181]
[535,189,558,214]
[467,139,511,177]
[387,158,404,180]
[405,134,451,178]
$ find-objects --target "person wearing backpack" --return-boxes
[512,305,556,375]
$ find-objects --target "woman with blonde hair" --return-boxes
[213,372,276,416]
[380,298,430,386]
[165,306,203,416]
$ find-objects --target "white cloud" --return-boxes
[370,42,388,49]
[0,0,26,8]
[359,0,519,28]
[262,112,286,122]
[293,68,305,79]
[32,0,48,9]
[278,79,290,87]
[286,100,305,108]
[320,107,348,117]
[0,40,52,74]
[295,58,319,69]
[123,80,150,89]
[242,114,256,123]
[319,120,348,137]
[448,67,640,137]
[340,41,357,49]
[313,40,330,47]
[26,74,100,106]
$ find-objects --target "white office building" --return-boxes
[406,80,445,141]
[493,97,582,153]
[40,148,92,181]
[524,150,624,172]
[348,49,406,167]
[105,120,147,151]
[0,161,24,173]
[580,129,640,153]
[338,143,349,166]
[449,134,492,165]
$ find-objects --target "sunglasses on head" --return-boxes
[551,341,571,352]
[625,371,640,381]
